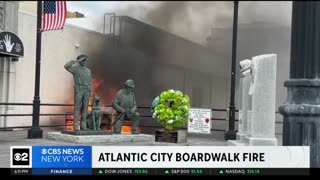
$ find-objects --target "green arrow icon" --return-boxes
[165,170,170,174]
[219,170,224,174]
[98,170,103,174]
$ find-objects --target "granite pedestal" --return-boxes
[245,54,278,146]
[61,130,112,135]
[228,59,252,146]
[47,131,154,144]
[229,55,278,146]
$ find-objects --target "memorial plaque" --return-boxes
[188,108,212,134]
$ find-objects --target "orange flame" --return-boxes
[92,77,104,95]
[106,87,119,104]
[65,77,141,133]
[121,126,142,133]
[111,110,141,133]
[88,77,104,111]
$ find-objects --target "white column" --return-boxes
[248,54,278,146]
[0,58,16,128]
[228,59,252,146]
[0,1,19,128]
[237,64,251,142]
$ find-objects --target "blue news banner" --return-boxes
[10,145,311,175]
[32,146,92,175]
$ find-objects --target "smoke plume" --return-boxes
[107,1,292,45]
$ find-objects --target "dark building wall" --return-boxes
[119,16,229,77]
[87,16,231,133]
[89,16,230,108]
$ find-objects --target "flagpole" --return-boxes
[28,1,43,138]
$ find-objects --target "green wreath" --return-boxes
[151,89,190,130]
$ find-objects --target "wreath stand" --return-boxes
[153,95,189,143]
[155,128,187,143]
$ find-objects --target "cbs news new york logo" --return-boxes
[10,146,32,168]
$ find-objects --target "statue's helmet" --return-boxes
[93,96,100,102]
[124,79,135,88]
[77,54,87,61]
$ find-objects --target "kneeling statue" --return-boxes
[112,79,140,134]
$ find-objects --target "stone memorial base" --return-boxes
[155,129,187,143]
[246,137,278,146]
[227,140,247,146]
[61,130,113,135]
[236,132,247,142]
[227,132,249,146]
[153,141,190,146]
[47,131,154,144]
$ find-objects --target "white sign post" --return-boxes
[188,108,212,134]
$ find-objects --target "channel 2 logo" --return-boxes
[11,147,30,166]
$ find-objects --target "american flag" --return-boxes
[42,1,67,31]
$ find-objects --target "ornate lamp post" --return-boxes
[279,1,320,167]
[225,1,239,140]
[28,1,43,138]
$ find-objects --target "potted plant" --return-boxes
[151,89,190,143]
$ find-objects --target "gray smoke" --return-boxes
[107,1,292,45]
[83,1,292,98]
[107,1,293,110]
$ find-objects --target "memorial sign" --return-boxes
[188,108,212,134]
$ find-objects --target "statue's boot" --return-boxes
[80,123,89,131]
[73,117,80,131]
[96,116,101,131]
[113,120,123,134]
[131,131,139,134]
[131,117,140,134]
[73,125,80,131]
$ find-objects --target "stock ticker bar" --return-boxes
[92,168,310,176]
[9,168,311,176]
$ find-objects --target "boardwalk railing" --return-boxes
[0,102,283,135]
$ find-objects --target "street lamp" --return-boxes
[225,1,238,140]
[28,1,43,138]
[279,1,320,168]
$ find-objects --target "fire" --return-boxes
[65,77,141,134]
[111,110,141,133]
[88,77,104,111]
[65,99,74,131]
[65,112,74,131]
[107,87,119,104]
[121,126,142,133]
[92,77,104,95]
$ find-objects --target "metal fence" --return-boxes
[0,102,283,135]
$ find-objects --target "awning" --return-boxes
[0,31,24,58]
